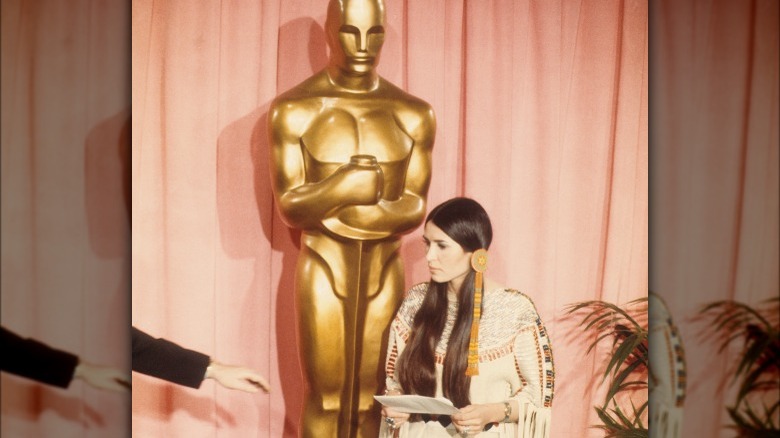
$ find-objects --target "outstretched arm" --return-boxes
[1,326,129,391]
[1,326,80,388]
[132,326,211,388]
[131,327,269,393]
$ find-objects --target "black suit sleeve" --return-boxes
[0,326,79,388]
[131,326,211,389]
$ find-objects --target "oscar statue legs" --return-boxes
[297,246,345,437]
[356,251,403,437]
[296,240,403,438]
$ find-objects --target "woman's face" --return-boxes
[423,221,473,290]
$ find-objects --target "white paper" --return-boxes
[374,395,460,415]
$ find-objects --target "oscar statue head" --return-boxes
[325,0,386,75]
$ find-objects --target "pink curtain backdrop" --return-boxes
[1,1,130,437]
[132,1,647,437]
[651,1,779,437]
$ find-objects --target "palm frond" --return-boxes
[566,299,646,332]
[566,299,648,370]
[699,297,780,435]
[567,298,649,435]
[737,346,780,403]
[727,402,780,434]
[701,300,775,333]
[593,403,649,437]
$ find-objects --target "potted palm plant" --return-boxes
[566,297,649,437]
[699,297,779,436]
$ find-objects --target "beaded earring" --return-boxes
[465,248,488,376]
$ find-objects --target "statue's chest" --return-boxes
[301,106,413,164]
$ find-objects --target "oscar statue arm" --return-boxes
[324,103,435,240]
[268,100,384,231]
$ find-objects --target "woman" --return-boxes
[380,198,554,437]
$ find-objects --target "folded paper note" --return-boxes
[374,395,460,415]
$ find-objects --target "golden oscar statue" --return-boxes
[268,0,435,436]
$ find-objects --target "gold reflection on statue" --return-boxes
[268,0,435,436]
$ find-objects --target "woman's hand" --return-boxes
[381,406,410,432]
[451,403,504,436]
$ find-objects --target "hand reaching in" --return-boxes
[205,361,270,393]
[74,361,131,392]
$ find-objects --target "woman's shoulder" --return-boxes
[489,287,537,306]
[407,282,430,297]
[484,279,532,303]
[402,282,429,307]
[394,282,429,326]
[486,287,544,323]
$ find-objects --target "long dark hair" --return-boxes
[396,197,493,408]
